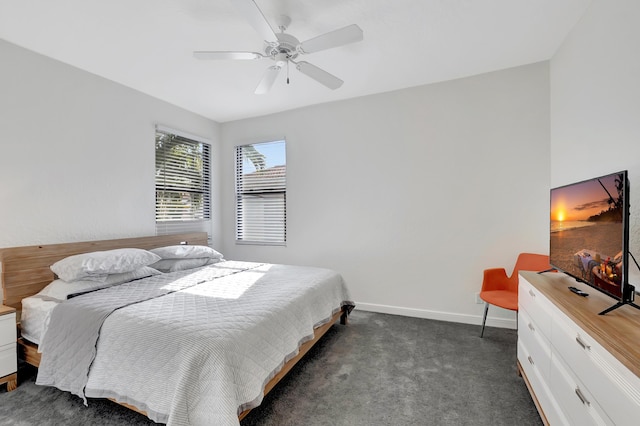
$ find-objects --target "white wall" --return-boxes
[0,39,551,328]
[551,0,640,285]
[0,40,221,248]
[221,62,550,327]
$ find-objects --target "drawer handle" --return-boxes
[575,387,591,406]
[575,336,591,351]
[528,322,535,332]
[527,355,534,365]
[529,289,535,297]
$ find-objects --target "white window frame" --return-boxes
[235,140,286,246]
[155,125,211,238]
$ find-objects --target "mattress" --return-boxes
[33,261,353,425]
[20,296,58,346]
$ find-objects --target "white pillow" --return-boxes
[50,248,161,282]
[150,245,223,260]
[151,258,220,272]
[39,266,161,300]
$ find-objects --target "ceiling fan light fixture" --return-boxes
[273,52,288,67]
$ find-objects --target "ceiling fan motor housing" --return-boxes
[265,33,300,60]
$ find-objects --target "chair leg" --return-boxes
[480,302,489,338]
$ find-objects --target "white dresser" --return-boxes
[0,304,17,391]
[518,271,640,425]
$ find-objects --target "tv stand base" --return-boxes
[598,300,640,315]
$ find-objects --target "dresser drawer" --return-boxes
[551,307,640,425]
[549,351,613,425]
[0,342,17,378]
[0,313,16,346]
[519,277,552,338]
[518,308,551,379]
[518,340,569,425]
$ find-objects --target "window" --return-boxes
[155,127,211,236]
[235,140,286,245]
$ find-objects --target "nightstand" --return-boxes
[0,305,17,391]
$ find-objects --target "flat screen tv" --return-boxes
[549,170,639,315]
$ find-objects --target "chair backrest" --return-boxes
[513,253,551,274]
[509,253,551,290]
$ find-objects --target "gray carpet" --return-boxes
[0,311,542,425]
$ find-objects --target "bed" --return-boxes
[0,233,354,425]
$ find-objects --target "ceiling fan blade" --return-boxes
[193,51,263,60]
[297,24,363,54]
[295,61,343,90]
[255,65,281,94]
[232,0,278,43]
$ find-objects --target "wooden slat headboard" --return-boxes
[0,233,209,311]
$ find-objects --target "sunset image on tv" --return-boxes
[550,172,626,298]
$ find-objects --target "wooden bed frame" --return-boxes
[0,232,349,421]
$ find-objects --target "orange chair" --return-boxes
[480,253,551,337]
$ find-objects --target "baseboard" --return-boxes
[355,302,517,330]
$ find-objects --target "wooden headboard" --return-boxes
[0,233,209,311]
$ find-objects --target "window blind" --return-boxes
[155,129,211,237]
[235,140,286,245]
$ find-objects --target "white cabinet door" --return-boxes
[0,343,17,377]
[518,308,551,379]
[519,279,553,338]
[0,313,16,346]
[0,312,16,378]
[518,340,570,426]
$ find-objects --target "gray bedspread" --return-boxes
[36,261,353,425]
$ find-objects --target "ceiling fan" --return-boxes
[193,0,364,94]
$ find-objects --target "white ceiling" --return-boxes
[0,0,591,123]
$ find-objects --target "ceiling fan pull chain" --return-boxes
[287,60,290,84]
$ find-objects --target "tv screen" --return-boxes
[549,171,630,304]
